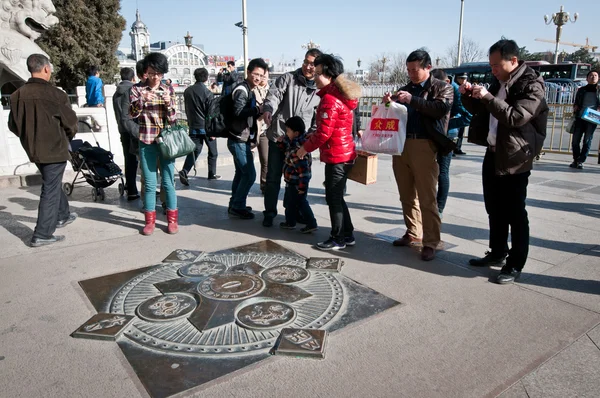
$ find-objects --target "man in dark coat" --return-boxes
[8,54,79,247]
[113,67,140,200]
[461,39,548,284]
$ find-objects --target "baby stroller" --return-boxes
[62,120,125,201]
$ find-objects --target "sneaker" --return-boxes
[569,162,577,168]
[496,266,521,284]
[468,251,507,267]
[208,175,221,180]
[179,170,189,186]
[300,225,318,234]
[279,222,295,229]
[56,213,78,228]
[30,235,65,247]
[262,217,274,227]
[317,238,346,251]
[576,163,584,170]
[344,236,356,246]
[228,207,255,219]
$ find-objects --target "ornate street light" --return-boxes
[302,40,320,50]
[544,5,578,64]
[357,58,361,68]
[380,56,387,84]
[184,31,193,84]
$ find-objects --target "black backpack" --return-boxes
[205,84,249,138]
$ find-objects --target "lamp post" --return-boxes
[184,31,194,85]
[544,5,578,64]
[234,1,249,78]
[456,0,465,66]
[302,40,320,50]
[380,56,387,84]
[357,58,362,82]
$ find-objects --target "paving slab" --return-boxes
[520,336,600,398]
[588,322,600,348]
[498,381,530,398]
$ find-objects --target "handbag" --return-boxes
[157,122,195,160]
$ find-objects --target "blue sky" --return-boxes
[119,0,598,70]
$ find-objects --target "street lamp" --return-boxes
[544,5,578,64]
[184,31,194,85]
[357,58,361,68]
[456,0,465,66]
[235,0,249,77]
[302,40,320,50]
[436,57,441,66]
[380,56,387,84]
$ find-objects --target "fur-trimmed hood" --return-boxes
[318,74,361,111]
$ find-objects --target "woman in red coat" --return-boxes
[297,54,361,250]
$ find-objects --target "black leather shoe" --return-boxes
[496,267,521,284]
[262,217,273,227]
[228,207,255,219]
[469,251,507,267]
[208,175,221,180]
[56,213,78,228]
[179,170,189,186]
[30,235,65,247]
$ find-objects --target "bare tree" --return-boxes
[387,52,409,86]
[444,38,486,66]
[367,53,393,84]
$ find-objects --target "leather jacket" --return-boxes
[398,76,456,155]
[462,61,549,175]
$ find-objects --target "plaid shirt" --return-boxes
[281,134,312,192]
[129,83,177,144]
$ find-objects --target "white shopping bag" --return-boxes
[361,102,407,155]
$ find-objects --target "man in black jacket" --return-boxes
[384,50,454,262]
[113,68,140,200]
[8,54,79,247]
[461,39,548,284]
[227,58,268,219]
[179,68,220,185]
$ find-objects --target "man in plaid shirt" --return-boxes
[279,116,317,233]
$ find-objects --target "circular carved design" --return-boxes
[178,261,227,278]
[198,273,265,301]
[136,294,197,322]
[261,265,309,284]
[235,301,296,330]
[111,252,344,356]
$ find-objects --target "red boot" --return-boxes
[142,211,156,235]
[166,209,179,234]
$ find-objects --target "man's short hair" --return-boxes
[305,48,323,59]
[247,58,268,74]
[143,52,169,74]
[431,69,448,81]
[489,39,520,61]
[135,60,145,79]
[227,60,235,67]
[26,54,50,73]
[587,70,599,78]
[194,68,209,82]
[285,116,306,134]
[120,68,135,82]
[314,54,344,80]
[87,65,99,77]
[406,50,432,69]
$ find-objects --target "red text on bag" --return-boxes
[370,118,399,132]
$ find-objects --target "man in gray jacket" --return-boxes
[261,49,322,227]
[113,67,140,200]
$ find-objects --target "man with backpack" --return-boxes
[179,67,220,186]
[261,49,322,227]
[226,58,269,219]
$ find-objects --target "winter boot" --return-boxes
[142,211,156,235]
[166,209,179,234]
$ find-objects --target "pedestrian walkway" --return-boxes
[0,143,599,397]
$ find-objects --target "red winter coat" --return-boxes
[303,75,361,164]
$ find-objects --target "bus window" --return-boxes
[576,64,590,80]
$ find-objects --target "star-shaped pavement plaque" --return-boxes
[75,240,401,398]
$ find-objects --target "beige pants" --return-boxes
[392,138,441,249]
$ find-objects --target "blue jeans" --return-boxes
[572,119,597,163]
[436,151,452,214]
[284,184,317,228]
[139,142,176,212]
[227,138,256,210]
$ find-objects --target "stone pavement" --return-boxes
[0,143,599,398]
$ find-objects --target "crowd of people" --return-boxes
[9,37,599,285]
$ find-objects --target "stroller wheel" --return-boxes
[118,183,125,196]
[63,183,73,196]
[91,188,98,202]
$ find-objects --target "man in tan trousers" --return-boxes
[383,50,455,261]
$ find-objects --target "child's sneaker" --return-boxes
[344,236,356,246]
[300,225,318,234]
[279,222,295,230]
